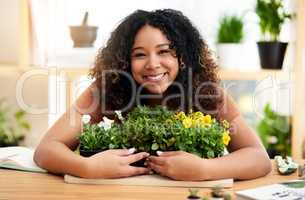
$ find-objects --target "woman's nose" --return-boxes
[145,54,161,69]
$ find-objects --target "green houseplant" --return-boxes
[0,99,31,147]
[217,15,244,43]
[257,103,291,158]
[79,106,231,165]
[255,0,292,69]
[216,14,245,69]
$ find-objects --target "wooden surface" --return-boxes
[0,160,304,200]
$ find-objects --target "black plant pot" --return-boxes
[130,150,157,167]
[257,41,288,69]
[79,148,153,167]
[79,149,103,157]
[267,149,279,159]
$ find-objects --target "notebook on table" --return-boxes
[0,146,47,173]
[235,179,305,200]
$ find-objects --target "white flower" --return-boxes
[81,114,91,124]
[115,110,124,121]
[97,116,114,130]
[267,136,278,144]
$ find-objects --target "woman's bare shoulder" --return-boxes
[73,82,102,122]
[217,92,241,122]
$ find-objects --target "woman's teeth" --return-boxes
[145,73,165,81]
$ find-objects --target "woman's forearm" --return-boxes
[202,147,272,180]
[34,141,88,177]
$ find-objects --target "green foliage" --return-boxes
[79,106,230,158]
[282,180,305,189]
[0,99,31,147]
[217,15,244,43]
[255,0,292,41]
[257,103,291,157]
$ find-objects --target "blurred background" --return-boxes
[0,0,304,159]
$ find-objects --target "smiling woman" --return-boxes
[33,8,273,181]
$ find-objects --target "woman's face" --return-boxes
[131,25,179,94]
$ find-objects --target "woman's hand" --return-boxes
[84,148,150,179]
[147,151,207,181]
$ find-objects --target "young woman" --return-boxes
[34,9,271,181]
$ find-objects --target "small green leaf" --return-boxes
[151,143,159,151]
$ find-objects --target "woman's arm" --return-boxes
[34,84,150,178]
[148,93,272,181]
[200,115,272,180]
[205,93,272,180]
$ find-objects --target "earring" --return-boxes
[180,62,186,69]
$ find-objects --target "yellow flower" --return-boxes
[200,114,212,126]
[222,131,231,146]
[191,119,198,127]
[191,111,204,120]
[182,117,192,128]
[175,111,187,121]
[193,120,201,127]
[222,120,230,129]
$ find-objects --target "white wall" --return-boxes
[0,69,49,147]
[0,0,48,147]
[0,0,20,64]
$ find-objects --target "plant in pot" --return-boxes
[255,0,292,69]
[256,103,291,158]
[0,99,31,147]
[186,188,201,200]
[79,106,231,167]
[69,12,98,48]
[216,14,245,69]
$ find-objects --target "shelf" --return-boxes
[219,69,291,81]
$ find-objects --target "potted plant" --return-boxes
[255,0,292,69]
[79,106,231,166]
[186,188,201,200]
[0,99,31,147]
[69,12,98,48]
[216,14,245,69]
[257,103,291,158]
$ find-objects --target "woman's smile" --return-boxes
[143,72,168,82]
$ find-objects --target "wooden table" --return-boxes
[0,161,304,200]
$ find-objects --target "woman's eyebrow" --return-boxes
[131,47,143,52]
[131,43,171,52]
[156,43,170,48]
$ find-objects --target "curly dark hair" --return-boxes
[90,9,223,117]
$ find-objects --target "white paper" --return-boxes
[0,146,46,173]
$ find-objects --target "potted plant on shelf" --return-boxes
[69,12,98,48]
[257,103,291,158]
[216,14,245,69]
[255,0,292,69]
[79,106,231,167]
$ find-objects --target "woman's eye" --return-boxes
[133,53,146,58]
[159,50,170,55]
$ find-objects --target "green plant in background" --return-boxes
[217,15,244,43]
[255,0,292,41]
[79,106,231,158]
[0,99,31,147]
[257,103,291,158]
